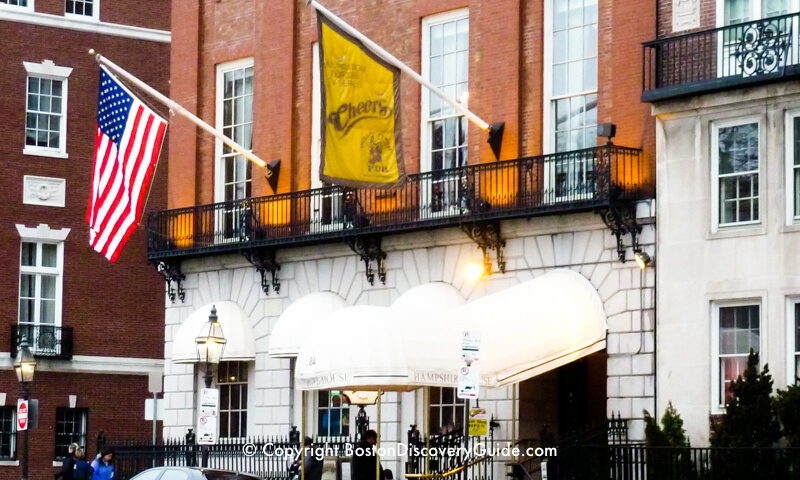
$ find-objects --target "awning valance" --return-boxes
[267,292,347,358]
[171,301,256,364]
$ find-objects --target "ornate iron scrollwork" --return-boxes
[154,259,185,303]
[736,19,789,76]
[460,221,506,275]
[345,235,386,286]
[596,201,640,262]
[242,248,281,295]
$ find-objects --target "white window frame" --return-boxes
[710,299,763,414]
[787,297,800,384]
[0,0,33,12]
[23,60,72,159]
[420,8,469,174]
[16,224,69,331]
[214,57,254,204]
[428,386,465,436]
[217,361,250,439]
[64,0,99,21]
[543,0,599,155]
[786,110,800,225]
[710,116,763,231]
[314,390,351,437]
[716,0,799,27]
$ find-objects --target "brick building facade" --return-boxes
[159,0,657,477]
[0,0,169,477]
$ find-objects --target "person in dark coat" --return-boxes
[302,437,324,480]
[351,430,390,480]
[55,443,79,480]
[74,448,94,480]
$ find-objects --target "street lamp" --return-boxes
[15,336,36,480]
[195,305,227,388]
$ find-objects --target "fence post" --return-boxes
[406,424,421,474]
[186,428,197,467]
[289,426,300,448]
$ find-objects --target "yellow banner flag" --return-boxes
[318,14,405,189]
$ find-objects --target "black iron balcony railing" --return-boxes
[10,323,73,360]
[643,12,800,102]
[147,145,650,259]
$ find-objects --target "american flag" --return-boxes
[86,66,167,262]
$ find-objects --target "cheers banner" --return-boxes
[318,13,405,188]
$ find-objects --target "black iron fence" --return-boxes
[147,145,648,259]
[542,444,800,480]
[10,323,73,360]
[108,428,496,480]
[643,12,800,101]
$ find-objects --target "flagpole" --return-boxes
[89,50,268,169]
[307,0,491,132]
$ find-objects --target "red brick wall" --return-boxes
[0,22,169,359]
[169,0,656,205]
[0,372,156,480]
[658,0,718,37]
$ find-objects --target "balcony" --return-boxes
[147,145,650,260]
[11,324,73,360]
[642,12,800,102]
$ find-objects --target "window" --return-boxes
[217,361,248,438]
[546,0,598,200]
[721,0,791,25]
[715,304,760,407]
[23,61,73,159]
[713,120,760,227]
[55,408,87,460]
[0,407,16,460]
[429,387,464,436]
[0,0,31,10]
[317,390,350,437]
[421,10,469,214]
[787,114,800,223]
[65,0,98,20]
[215,59,253,239]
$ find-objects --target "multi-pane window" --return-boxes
[790,116,800,222]
[717,122,759,226]
[0,0,29,7]
[217,362,248,438]
[66,0,95,17]
[422,10,469,213]
[317,390,349,437]
[552,0,598,153]
[724,0,789,25]
[19,241,62,336]
[718,305,760,405]
[219,63,253,203]
[26,77,65,152]
[429,387,464,436]
[0,407,15,460]
[55,408,87,460]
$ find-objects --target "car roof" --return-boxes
[133,467,263,480]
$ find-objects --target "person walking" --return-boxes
[351,430,391,480]
[91,448,114,480]
[302,437,323,480]
[55,443,79,480]
[73,448,94,480]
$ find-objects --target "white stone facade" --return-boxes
[162,211,655,474]
[653,83,800,445]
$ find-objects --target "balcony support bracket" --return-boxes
[461,221,506,275]
[596,199,640,262]
[242,248,281,295]
[345,235,386,286]
[153,259,186,303]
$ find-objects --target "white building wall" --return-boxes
[653,83,800,446]
[162,211,655,474]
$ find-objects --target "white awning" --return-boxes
[171,301,256,364]
[392,282,466,312]
[267,292,348,358]
[294,269,607,390]
[460,269,607,385]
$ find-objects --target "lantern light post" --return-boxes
[195,306,226,467]
[14,336,36,480]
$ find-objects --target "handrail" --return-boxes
[405,455,493,479]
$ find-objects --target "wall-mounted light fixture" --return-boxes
[634,250,651,269]
[597,123,616,144]
[265,159,281,192]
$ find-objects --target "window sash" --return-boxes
[716,304,760,407]
[428,387,465,435]
[217,362,248,438]
[65,0,95,17]
[25,77,64,151]
[317,390,350,437]
[19,241,62,327]
[55,408,87,460]
[216,62,253,204]
[714,120,761,227]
